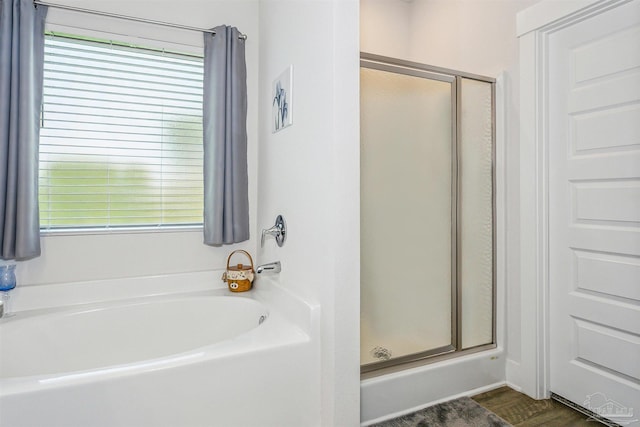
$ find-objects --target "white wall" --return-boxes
[408,1,537,77]
[360,0,411,57]
[360,0,540,393]
[13,0,260,287]
[257,1,360,424]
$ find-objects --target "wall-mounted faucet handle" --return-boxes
[256,261,281,274]
[261,225,278,247]
[261,215,286,247]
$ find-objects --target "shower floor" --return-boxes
[360,325,450,366]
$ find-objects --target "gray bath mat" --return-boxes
[372,396,512,427]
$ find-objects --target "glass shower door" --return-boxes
[360,64,456,367]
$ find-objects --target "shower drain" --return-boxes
[370,346,392,361]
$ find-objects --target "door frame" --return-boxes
[516,0,633,400]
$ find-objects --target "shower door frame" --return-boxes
[360,53,497,375]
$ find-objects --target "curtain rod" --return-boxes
[33,1,247,40]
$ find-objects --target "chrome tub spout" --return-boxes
[256,261,281,274]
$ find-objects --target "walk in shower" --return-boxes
[360,54,495,373]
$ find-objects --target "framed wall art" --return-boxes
[272,65,293,133]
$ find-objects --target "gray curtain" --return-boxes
[202,25,249,245]
[0,0,47,260]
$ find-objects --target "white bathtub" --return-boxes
[0,274,321,427]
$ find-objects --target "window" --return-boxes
[39,33,204,230]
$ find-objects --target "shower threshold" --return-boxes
[361,343,497,379]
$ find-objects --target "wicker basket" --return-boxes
[222,250,255,292]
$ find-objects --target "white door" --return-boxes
[548,0,640,425]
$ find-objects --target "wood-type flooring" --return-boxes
[472,386,613,427]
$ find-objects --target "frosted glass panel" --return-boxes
[460,78,494,349]
[360,67,453,365]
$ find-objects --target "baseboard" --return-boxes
[505,381,522,393]
[505,359,522,392]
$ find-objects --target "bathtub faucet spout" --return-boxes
[256,261,281,274]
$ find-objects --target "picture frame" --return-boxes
[272,65,293,133]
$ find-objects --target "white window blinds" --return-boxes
[39,34,204,230]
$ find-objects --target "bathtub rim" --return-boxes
[4,270,319,334]
[0,293,270,378]
[0,293,310,396]
[0,289,264,325]
[0,274,320,397]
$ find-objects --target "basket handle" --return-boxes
[226,250,254,271]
